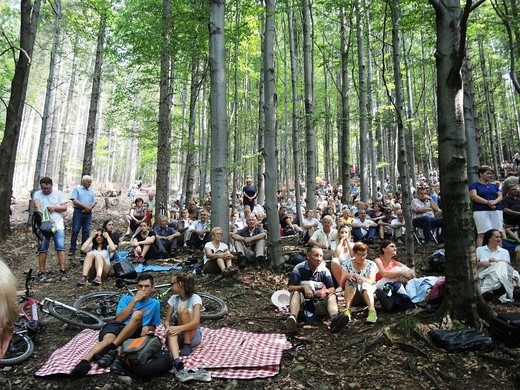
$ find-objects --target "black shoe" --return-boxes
[70,360,92,377]
[238,254,248,269]
[255,256,264,269]
[330,313,349,333]
[97,349,117,368]
[110,357,126,375]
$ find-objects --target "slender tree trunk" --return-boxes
[155,0,173,225]
[0,0,41,238]
[429,0,491,325]
[340,6,352,204]
[232,1,241,208]
[257,17,266,206]
[82,11,106,177]
[209,0,229,238]
[264,0,283,267]
[303,0,316,210]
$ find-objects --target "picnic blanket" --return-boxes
[134,264,182,273]
[35,326,290,379]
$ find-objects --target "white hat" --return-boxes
[271,290,290,308]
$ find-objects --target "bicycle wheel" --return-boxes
[199,292,227,320]
[73,291,124,322]
[0,332,34,366]
[48,303,104,329]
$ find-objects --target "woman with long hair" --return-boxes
[78,229,117,285]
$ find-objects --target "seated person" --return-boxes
[203,227,236,276]
[164,271,203,372]
[367,202,386,225]
[186,210,211,251]
[130,221,159,262]
[411,188,443,244]
[175,209,193,248]
[231,215,267,269]
[187,200,199,220]
[256,211,268,231]
[476,229,520,302]
[502,185,520,226]
[124,197,147,235]
[78,229,117,286]
[331,224,355,287]
[351,210,377,243]
[389,210,406,242]
[154,216,181,258]
[285,246,349,333]
[279,207,303,236]
[307,215,338,260]
[102,219,120,260]
[301,209,320,244]
[374,240,415,287]
[342,242,378,323]
[71,273,161,376]
[376,208,395,240]
[338,207,354,227]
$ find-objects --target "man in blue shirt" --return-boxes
[285,246,348,334]
[69,175,97,257]
[154,215,181,257]
[70,273,161,376]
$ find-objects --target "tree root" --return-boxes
[395,341,430,358]
[476,352,518,367]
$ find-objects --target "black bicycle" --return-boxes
[73,279,228,322]
[0,269,103,366]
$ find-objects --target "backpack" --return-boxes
[125,349,173,380]
[120,334,162,367]
[113,260,137,280]
[288,251,307,265]
[428,248,445,273]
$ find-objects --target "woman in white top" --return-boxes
[78,229,117,286]
[330,225,355,287]
[164,271,203,372]
[203,227,237,275]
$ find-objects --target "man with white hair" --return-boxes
[69,175,96,257]
[0,260,18,359]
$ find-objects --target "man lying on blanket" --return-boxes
[71,273,161,376]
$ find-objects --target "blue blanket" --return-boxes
[135,264,182,273]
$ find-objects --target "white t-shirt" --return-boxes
[34,189,68,230]
[203,241,229,264]
[167,293,202,323]
[475,245,510,276]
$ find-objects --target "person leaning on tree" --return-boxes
[69,175,97,258]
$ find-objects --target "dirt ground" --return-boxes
[1,194,520,389]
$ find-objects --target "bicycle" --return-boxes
[0,269,104,366]
[73,279,228,322]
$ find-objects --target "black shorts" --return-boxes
[98,321,142,341]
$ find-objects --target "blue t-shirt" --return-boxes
[116,295,161,327]
[469,181,502,211]
[288,261,334,289]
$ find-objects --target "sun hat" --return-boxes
[271,290,291,308]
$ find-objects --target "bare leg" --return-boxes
[38,252,47,273]
[57,251,66,270]
[343,285,356,309]
[84,334,116,362]
[362,289,375,311]
[330,259,344,286]
[326,294,339,317]
[140,244,151,258]
[289,292,303,317]
[216,257,226,272]
[167,333,181,359]
[94,255,105,278]
[112,311,143,346]
[177,306,196,344]
[82,253,95,276]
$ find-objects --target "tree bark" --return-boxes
[82,11,106,177]
[209,0,229,239]
[0,0,41,238]
[340,6,352,205]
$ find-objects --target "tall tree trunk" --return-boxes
[340,6,352,205]
[232,1,241,208]
[365,0,377,200]
[428,0,491,325]
[156,0,173,225]
[390,0,414,265]
[257,17,266,206]
[303,0,316,211]
[264,0,283,267]
[0,0,41,238]
[32,0,60,189]
[355,0,369,202]
[209,0,229,238]
[82,11,106,177]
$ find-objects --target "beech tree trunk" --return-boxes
[429,0,491,325]
[0,0,41,238]
[82,11,106,177]
[340,6,352,204]
[209,0,229,239]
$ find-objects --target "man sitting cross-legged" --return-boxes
[70,273,161,376]
[285,246,349,334]
[231,214,267,269]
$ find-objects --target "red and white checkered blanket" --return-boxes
[35,325,290,380]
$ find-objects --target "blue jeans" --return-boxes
[70,209,93,253]
[38,229,65,252]
[412,216,443,242]
[352,227,377,242]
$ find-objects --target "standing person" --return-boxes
[69,175,97,257]
[469,166,504,246]
[33,177,69,281]
[0,260,18,359]
[242,176,257,210]
[164,271,203,372]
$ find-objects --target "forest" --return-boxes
[1,0,520,315]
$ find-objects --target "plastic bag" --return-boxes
[429,329,495,351]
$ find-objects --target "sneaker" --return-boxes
[285,315,298,332]
[344,308,351,321]
[366,309,377,323]
[77,275,87,286]
[226,267,238,277]
[238,255,248,269]
[109,357,126,375]
[335,286,343,294]
[68,251,75,258]
[59,270,69,281]
[330,313,349,333]
[92,276,102,285]
[191,369,212,382]
[70,359,92,377]
[180,343,193,357]
[175,369,195,383]
[174,358,184,371]
[35,271,47,282]
[97,349,117,368]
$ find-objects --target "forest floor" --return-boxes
[1,194,520,390]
